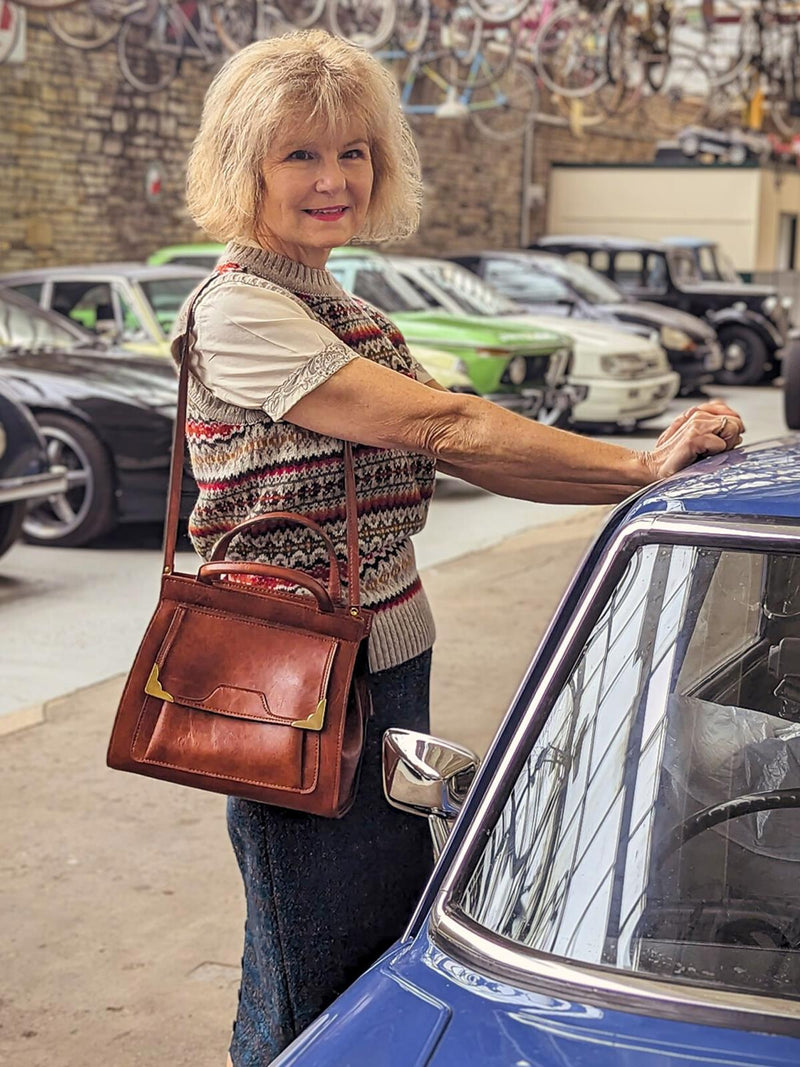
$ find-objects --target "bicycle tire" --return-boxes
[276,0,326,29]
[470,58,537,141]
[534,1,610,99]
[326,0,397,51]
[12,0,78,10]
[394,0,430,54]
[0,1,21,61]
[47,1,120,49]
[117,12,180,93]
[467,0,528,24]
[443,21,516,91]
[212,0,255,54]
[705,1,757,89]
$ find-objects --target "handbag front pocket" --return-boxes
[130,603,337,793]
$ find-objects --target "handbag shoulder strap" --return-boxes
[163,275,362,608]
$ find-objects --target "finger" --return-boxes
[696,400,746,431]
[692,432,728,458]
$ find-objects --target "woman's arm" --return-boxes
[284,358,744,503]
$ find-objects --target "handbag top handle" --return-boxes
[162,275,363,609]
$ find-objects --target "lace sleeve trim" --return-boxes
[262,341,358,422]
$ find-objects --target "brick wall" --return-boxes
[0,14,660,270]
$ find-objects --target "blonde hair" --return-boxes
[186,30,422,245]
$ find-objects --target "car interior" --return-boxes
[635,550,800,999]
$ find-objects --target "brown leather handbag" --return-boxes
[106,281,373,817]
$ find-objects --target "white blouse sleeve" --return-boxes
[189,282,361,422]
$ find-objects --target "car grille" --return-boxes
[500,350,570,387]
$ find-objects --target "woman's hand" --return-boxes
[638,399,744,481]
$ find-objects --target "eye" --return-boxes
[342,148,367,159]
[286,149,314,161]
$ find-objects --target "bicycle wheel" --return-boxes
[276,0,326,29]
[703,1,757,89]
[442,20,516,90]
[47,0,121,49]
[212,0,255,53]
[117,12,180,92]
[467,0,528,23]
[393,0,429,54]
[13,0,78,10]
[470,58,537,140]
[534,1,610,99]
[646,48,712,136]
[326,0,397,51]
[0,1,21,62]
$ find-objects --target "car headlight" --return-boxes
[507,355,527,385]
[600,353,647,378]
[660,325,693,351]
[762,295,778,315]
[782,296,793,311]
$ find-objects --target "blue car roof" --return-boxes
[625,436,800,523]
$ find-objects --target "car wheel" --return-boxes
[22,414,116,547]
[0,501,26,559]
[715,327,768,386]
[784,344,800,430]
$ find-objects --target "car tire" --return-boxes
[784,344,800,430]
[0,501,26,559]
[22,414,117,547]
[715,327,768,386]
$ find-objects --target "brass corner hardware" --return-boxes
[145,664,174,703]
[292,698,326,731]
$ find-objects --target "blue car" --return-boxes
[276,437,800,1066]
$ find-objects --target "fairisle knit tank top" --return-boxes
[174,242,437,673]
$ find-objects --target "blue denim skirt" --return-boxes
[227,649,434,1066]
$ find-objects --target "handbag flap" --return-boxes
[149,604,340,730]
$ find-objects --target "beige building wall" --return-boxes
[547,166,762,270]
[755,169,800,271]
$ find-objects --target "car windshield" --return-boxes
[416,262,521,316]
[534,256,625,305]
[461,542,800,1003]
[139,276,202,335]
[0,292,87,350]
[694,244,741,283]
[349,263,429,313]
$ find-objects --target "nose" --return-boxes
[314,158,347,195]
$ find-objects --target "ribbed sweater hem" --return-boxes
[368,585,436,673]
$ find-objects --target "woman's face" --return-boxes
[256,120,374,268]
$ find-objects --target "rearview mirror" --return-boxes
[383,728,480,856]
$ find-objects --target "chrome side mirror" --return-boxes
[383,729,480,857]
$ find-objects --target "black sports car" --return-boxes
[0,379,67,559]
[0,286,194,548]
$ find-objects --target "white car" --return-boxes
[389,255,681,430]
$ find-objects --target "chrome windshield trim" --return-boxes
[424,512,800,1023]
[431,900,800,1028]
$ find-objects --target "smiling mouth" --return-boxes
[304,206,349,218]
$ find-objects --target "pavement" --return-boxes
[0,508,607,1067]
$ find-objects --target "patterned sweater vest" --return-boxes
[173,242,437,673]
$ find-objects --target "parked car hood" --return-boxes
[393,310,567,353]
[602,301,717,340]
[0,346,178,411]
[503,313,662,357]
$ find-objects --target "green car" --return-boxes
[147,244,576,422]
[327,248,576,423]
[147,243,223,270]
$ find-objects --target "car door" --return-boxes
[274,514,800,1066]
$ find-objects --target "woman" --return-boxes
[176,30,743,1066]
